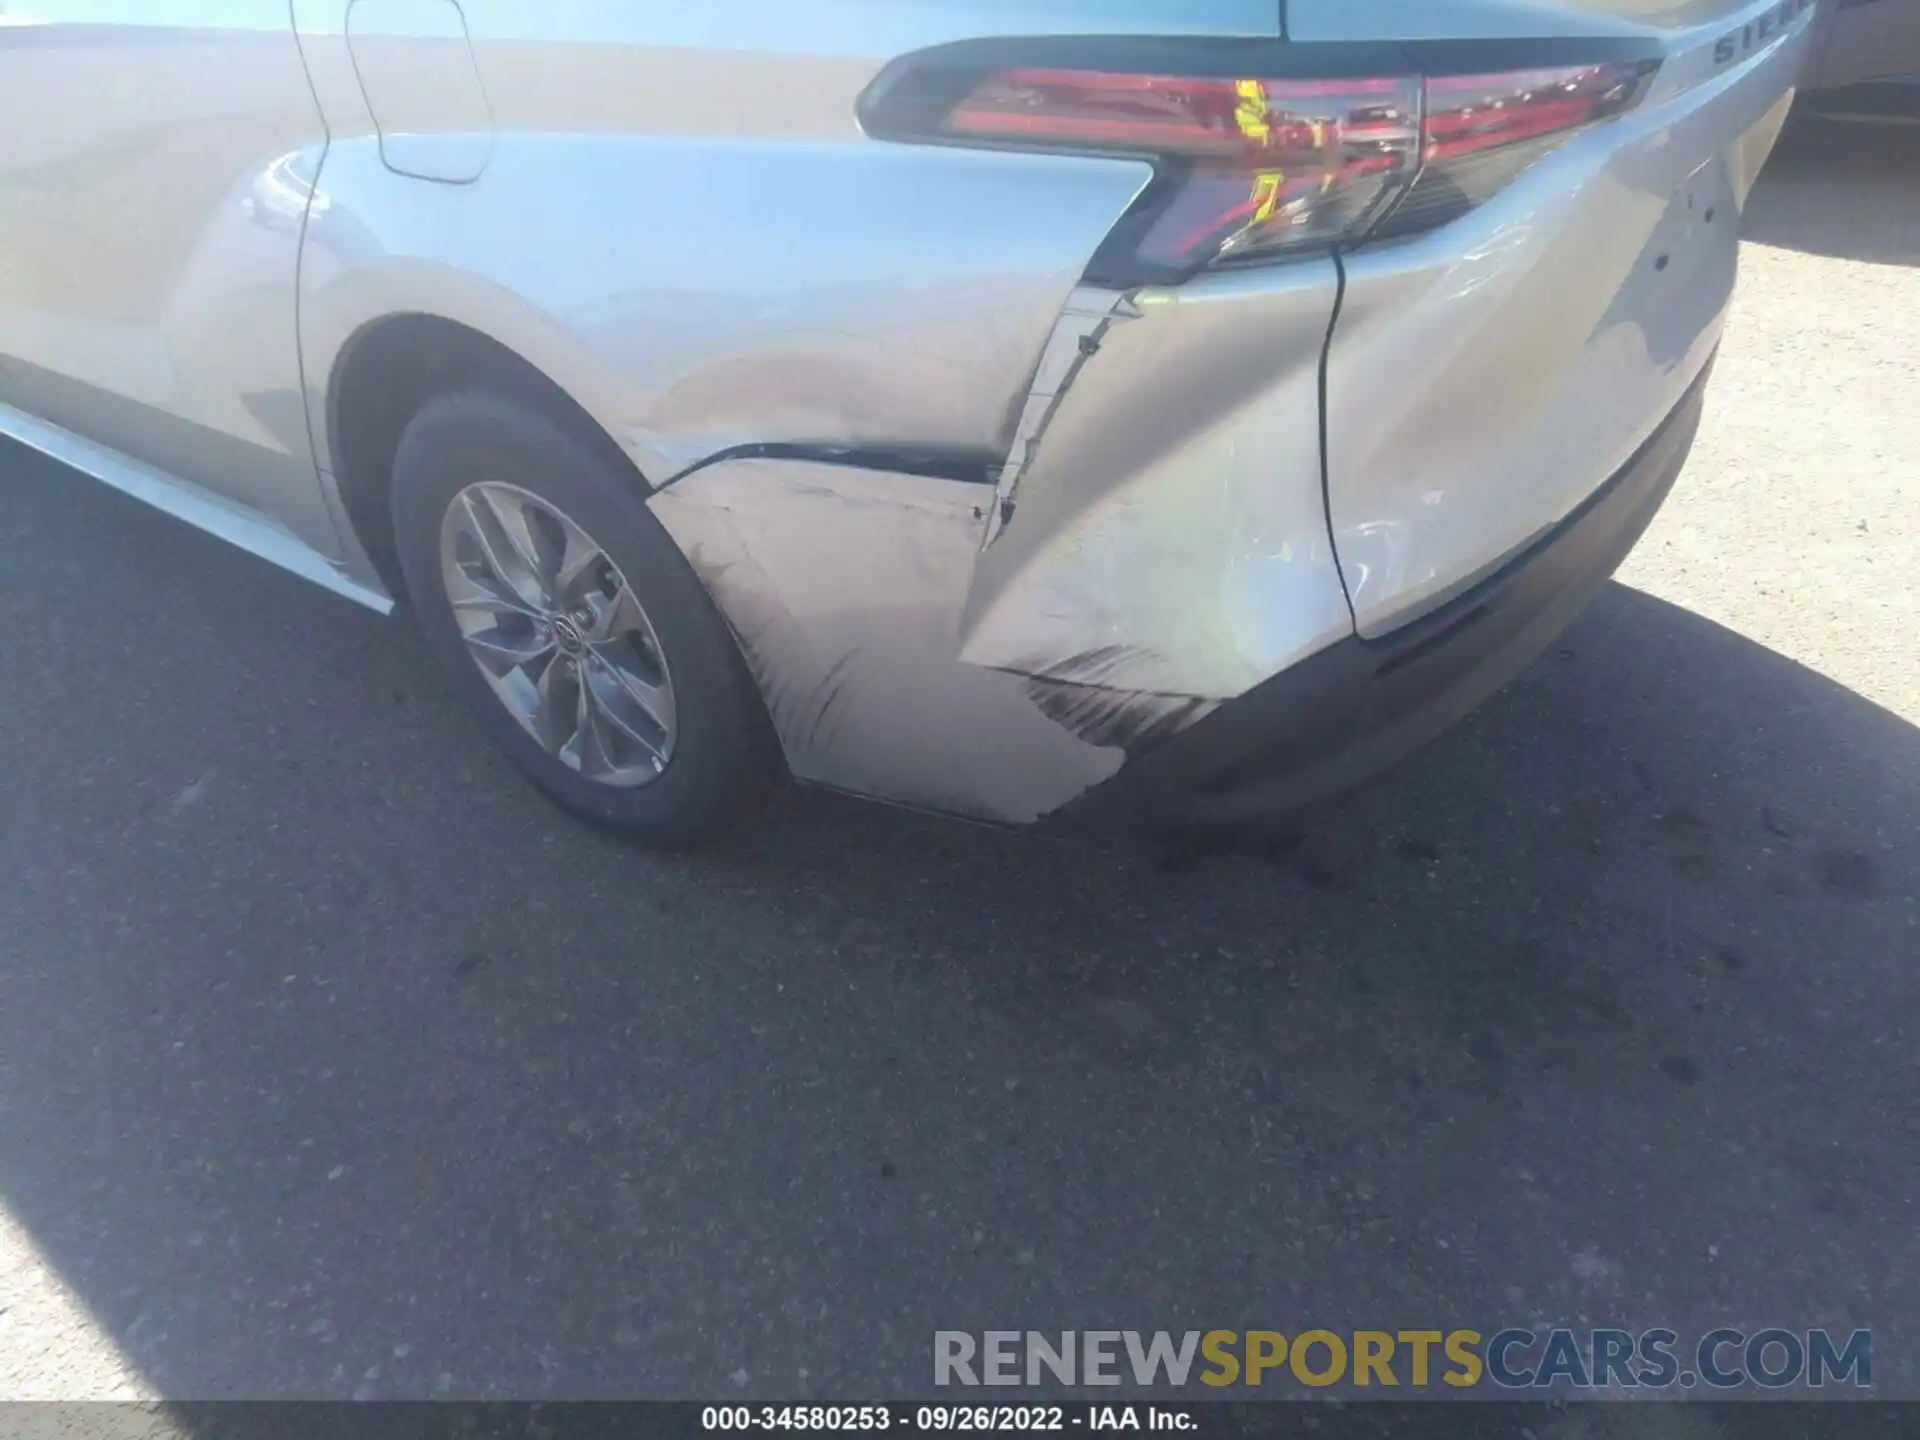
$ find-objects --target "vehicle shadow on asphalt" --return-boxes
[0,429,1916,1401]
[1744,118,1920,266]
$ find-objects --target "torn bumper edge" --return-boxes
[645,457,1126,826]
[984,283,1141,545]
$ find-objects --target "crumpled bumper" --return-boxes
[1057,354,1714,827]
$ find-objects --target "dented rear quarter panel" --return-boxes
[958,262,1352,705]
[291,0,1303,486]
[287,0,1308,823]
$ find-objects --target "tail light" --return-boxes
[1374,65,1660,242]
[861,47,1658,284]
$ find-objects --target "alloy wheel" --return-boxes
[439,481,677,787]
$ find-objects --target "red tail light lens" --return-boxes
[945,71,1422,270]
[1424,65,1648,161]
[864,51,1657,281]
[1372,63,1652,241]
[943,69,1417,163]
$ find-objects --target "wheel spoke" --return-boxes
[457,489,548,606]
[449,565,544,621]
[586,652,673,758]
[549,522,609,610]
[531,653,578,758]
[575,670,616,778]
[586,584,646,645]
[482,486,558,586]
[462,623,555,672]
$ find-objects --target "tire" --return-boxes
[390,389,781,847]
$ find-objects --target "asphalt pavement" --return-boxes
[0,128,1914,1406]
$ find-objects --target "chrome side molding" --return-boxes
[0,401,392,616]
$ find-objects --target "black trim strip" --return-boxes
[658,442,999,491]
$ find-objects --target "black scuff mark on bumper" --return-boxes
[1023,676,1217,753]
[995,647,1219,754]
[806,649,860,751]
[1014,644,1157,688]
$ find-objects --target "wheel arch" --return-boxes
[316,305,650,600]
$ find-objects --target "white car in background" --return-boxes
[1801,0,1920,119]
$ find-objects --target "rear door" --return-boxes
[0,1,341,556]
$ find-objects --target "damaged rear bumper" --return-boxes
[646,254,1352,829]
[1060,355,1714,827]
[652,350,1711,832]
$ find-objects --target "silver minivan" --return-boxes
[0,1,1816,845]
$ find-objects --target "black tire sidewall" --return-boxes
[390,390,777,846]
